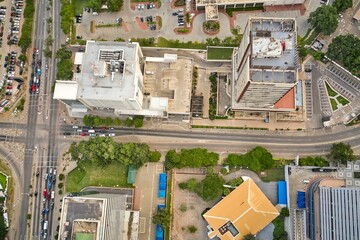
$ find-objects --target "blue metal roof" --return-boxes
[278,181,287,205]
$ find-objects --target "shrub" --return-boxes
[58,183,64,189]
[149,151,161,162]
[179,204,187,212]
[188,225,197,233]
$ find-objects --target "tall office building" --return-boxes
[232,17,298,111]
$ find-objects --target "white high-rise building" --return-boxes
[232,17,299,111]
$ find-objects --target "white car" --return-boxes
[99,134,106,137]
[72,125,78,129]
[109,133,116,137]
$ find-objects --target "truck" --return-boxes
[158,173,167,199]
[155,225,164,240]
[51,191,55,199]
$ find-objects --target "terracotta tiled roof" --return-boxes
[203,179,279,239]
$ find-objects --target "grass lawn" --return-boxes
[157,37,207,49]
[330,98,338,111]
[336,95,349,105]
[325,82,337,97]
[207,47,234,60]
[66,161,132,192]
[260,168,285,182]
[226,6,264,17]
[0,173,6,190]
[300,28,321,46]
[73,0,88,14]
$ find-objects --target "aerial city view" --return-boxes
[0,0,359,239]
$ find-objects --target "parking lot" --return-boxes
[0,0,26,113]
[135,162,164,240]
[317,76,332,115]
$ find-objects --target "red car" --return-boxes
[42,188,47,197]
[33,47,37,53]
[6,86,12,89]
[100,127,107,130]
[80,133,86,136]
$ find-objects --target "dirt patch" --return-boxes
[122,20,130,32]
[171,172,218,240]
[135,16,148,30]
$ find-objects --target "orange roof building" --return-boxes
[203,179,279,240]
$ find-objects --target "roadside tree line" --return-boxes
[83,114,144,128]
[68,137,160,168]
[19,0,35,52]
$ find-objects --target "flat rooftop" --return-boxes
[196,0,303,6]
[75,41,140,101]
[249,18,297,84]
[60,197,104,239]
[143,58,192,114]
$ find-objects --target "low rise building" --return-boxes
[203,178,279,239]
[58,193,138,240]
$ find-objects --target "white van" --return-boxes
[92,12,98,16]
[44,221,48,230]
[51,191,55,199]
[88,129,95,133]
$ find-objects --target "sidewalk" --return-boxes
[191,118,306,131]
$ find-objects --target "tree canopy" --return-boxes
[179,173,225,201]
[328,142,356,165]
[165,148,219,170]
[152,209,171,228]
[299,156,329,167]
[327,34,360,77]
[333,0,352,12]
[225,146,274,173]
[308,6,338,35]
[68,138,159,168]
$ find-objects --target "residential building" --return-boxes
[203,178,279,239]
[231,17,299,111]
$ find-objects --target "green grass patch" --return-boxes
[66,161,132,192]
[325,81,337,97]
[176,28,189,33]
[174,0,185,6]
[165,171,172,240]
[260,168,285,182]
[336,95,349,105]
[158,16,162,30]
[330,98,338,111]
[96,23,122,28]
[207,47,234,60]
[300,28,321,46]
[226,6,264,17]
[157,37,207,49]
[191,125,268,130]
[0,173,6,190]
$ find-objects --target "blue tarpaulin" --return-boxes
[278,181,287,205]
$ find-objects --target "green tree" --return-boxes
[327,34,360,76]
[152,209,171,228]
[104,117,113,126]
[114,117,122,126]
[134,117,143,128]
[328,142,355,165]
[280,207,290,217]
[299,47,308,58]
[197,174,225,201]
[228,177,243,187]
[165,149,180,170]
[308,6,338,35]
[107,0,124,11]
[125,117,134,127]
[83,115,95,126]
[88,0,102,12]
[149,150,161,162]
[212,21,220,30]
[244,234,256,240]
[93,116,104,126]
[56,59,73,80]
[333,0,352,12]
[56,46,72,60]
[204,21,211,30]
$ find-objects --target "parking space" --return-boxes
[325,76,355,102]
[317,77,332,115]
[217,73,231,116]
[0,0,26,113]
[326,63,360,94]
